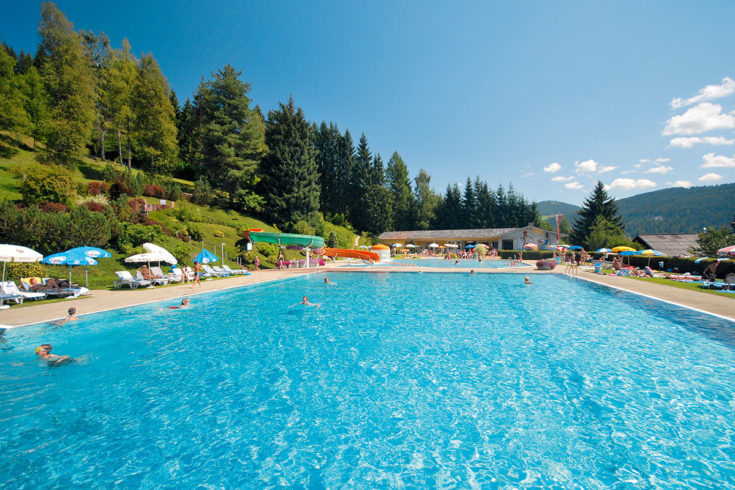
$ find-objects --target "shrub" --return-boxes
[536,259,557,270]
[85,201,106,213]
[186,224,203,242]
[160,179,183,201]
[39,201,69,213]
[108,181,130,200]
[87,181,109,196]
[326,231,338,248]
[172,244,191,265]
[144,184,167,199]
[102,162,119,182]
[6,262,46,282]
[292,220,315,236]
[116,222,163,251]
[192,177,213,205]
[20,164,77,206]
[128,198,147,214]
[257,243,280,264]
[126,172,145,196]
[214,230,224,237]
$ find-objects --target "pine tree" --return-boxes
[335,129,355,219]
[571,181,625,246]
[194,64,266,209]
[102,39,137,168]
[19,65,49,149]
[37,2,96,166]
[0,45,29,134]
[79,29,110,159]
[260,97,320,230]
[131,54,178,174]
[436,184,463,229]
[349,134,372,231]
[175,98,199,178]
[363,154,393,234]
[314,122,341,216]
[474,177,495,228]
[414,169,439,230]
[386,151,415,230]
[462,176,477,228]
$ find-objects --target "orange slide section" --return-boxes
[319,248,379,261]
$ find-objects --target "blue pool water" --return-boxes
[386,258,528,268]
[1,272,735,487]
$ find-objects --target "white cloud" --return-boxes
[599,165,617,173]
[564,181,583,190]
[551,176,574,182]
[638,159,650,164]
[606,178,657,190]
[670,77,735,109]
[645,165,674,174]
[701,152,735,168]
[663,103,735,136]
[543,162,561,173]
[669,136,735,148]
[654,158,670,163]
[522,171,534,178]
[699,172,722,182]
[668,180,692,188]
[575,159,598,173]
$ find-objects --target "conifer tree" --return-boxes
[571,181,624,246]
[0,45,29,134]
[260,97,320,229]
[80,29,110,159]
[474,178,495,228]
[386,151,415,230]
[314,122,342,216]
[131,54,178,174]
[194,64,266,209]
[363,154,393,234]
[462,176,477,228]
[349,134,372,230]
[19,65,48,149]
[436,184,463,229]
[37,2,96,166]
[335,129,355,219]
[102,39,137,168]
[175,98,199,177]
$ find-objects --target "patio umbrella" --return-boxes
[391,243,403,248]
[465,244,476,249]
[406,244,418,248]
[142,243,177,264]
[612,246,636,253]
[42,249,98,286]
[0,244,43,282]
[428,243,439,248]
[639,249,666,266]
[568,245,583,251]
[618,250,638,265]
[694,257,710,263]
[66,246,112,287]
[523,243,538,249]
[445,244,459,248]
[194,248,219,264]
[595,248,612,253]
[717,245,735,257]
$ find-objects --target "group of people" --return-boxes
[136,262,204,288]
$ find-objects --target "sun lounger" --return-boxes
[20,277,74,298]
[202,265,221,277]
[167,268,184,283]
[149,267,171,286]
[212,265,229,277]
[1,281,46,300]
[114,271,151,289]
[0,292,24,305]
[222,265,246,275]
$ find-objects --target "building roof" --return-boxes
[378,226,558,242]
[633,234,699,257]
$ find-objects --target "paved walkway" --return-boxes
[1,262,733,328]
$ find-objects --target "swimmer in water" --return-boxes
[470,269,476,275]
[524,276,532,284]
[35,344,71,366]
[53,307,79,326]
[167,298,190,309]
[297,296,321,308]
[324,277,336,286]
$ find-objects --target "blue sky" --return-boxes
[2,1,735,205]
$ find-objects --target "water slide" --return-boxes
[319,248,379,261]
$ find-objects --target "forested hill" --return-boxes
[539,183,735,236]
[616,183,735,236]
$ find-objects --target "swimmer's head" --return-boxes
[302,296,308,301]
[36,343,52,354]
[68,307,76,315]
[182,298,190,305]
[524,276,530,283]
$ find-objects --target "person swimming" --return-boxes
[324,277,336,286]
[167,298,191,309]
[296,296,320,308]
[524,276,532,284]
[35,344,71,366]
[53,307,79,326]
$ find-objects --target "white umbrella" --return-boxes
[391,243,403,248]
[142,243,177,264]
[406,244,418,248]
[0,244,43,282]
[428,243,439,248]
[445,244,459,248]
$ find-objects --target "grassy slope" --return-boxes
[629,276,735,299]
[0,133,346,289]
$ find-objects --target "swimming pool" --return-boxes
[385,258,528,268]
[1,272,734,486]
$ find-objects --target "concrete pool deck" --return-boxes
[1,261,734,327]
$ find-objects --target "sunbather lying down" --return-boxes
[29,277,70,292]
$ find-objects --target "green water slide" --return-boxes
[248,232,325,248]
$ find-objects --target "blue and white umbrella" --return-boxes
[465,244,476,249]
[595,248,612,253]
[42,249,98,286]
[568,245,584,251]
[66,246,111,259]
[194,248,219,264]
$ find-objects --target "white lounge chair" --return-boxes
[1,281,46,300]
[114,271,150,289]
[202,265,221,277]
[222,265,246,275]
[212,265,229,277]
[149,267,171,286]
[167,268,184,283]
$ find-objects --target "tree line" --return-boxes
[1,2,542,236]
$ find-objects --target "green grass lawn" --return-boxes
[629,276,735,299]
